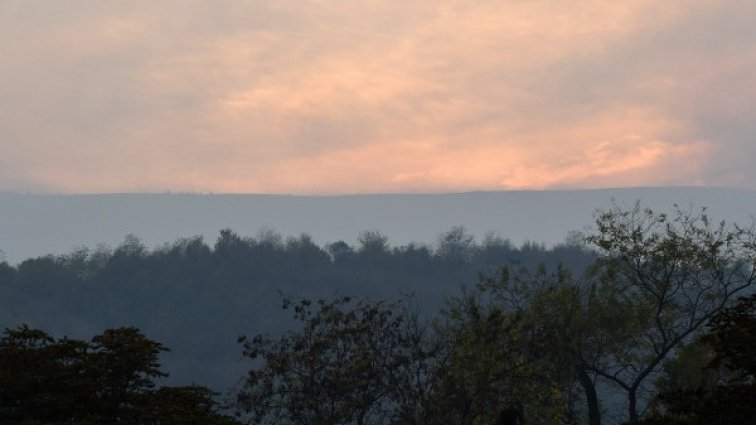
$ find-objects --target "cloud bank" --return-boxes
[1,0,754,193]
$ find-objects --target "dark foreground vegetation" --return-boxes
[0,326,240,424]
[1,203,755,424]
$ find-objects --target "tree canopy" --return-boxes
[3,202,755,424]
[0,325,239,425]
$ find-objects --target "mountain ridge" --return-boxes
[2,186,755,264]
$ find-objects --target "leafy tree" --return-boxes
[475,265,620,425]
[88,327,168,423]
[238,291,577,425]
[0,325,239,425]
[433,290,570,425]
[651,340,721,397]
[99,234,150,287]
[0,261,16,286]
[639,294,756,424]
[582,203,756,422]
[326,241,355,263]
[140,386,241,425]
[237,296,441,425]
[0,325,87,423]
[285,233,332,272]
[357,230,390,256]
[472,203,756,425]
[436,226,476,262]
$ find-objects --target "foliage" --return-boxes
[638,294,756,424]
[6,202,754,425]
[475,265,624,425]
[0,325,239,425]
[433,291,569,425]
[0,229,592,389]
[238,291,576,425]
[140,386,243,425]
[578,203,756,422]
[652,340,720,395]
[237,296,440,425]
[471,203,756,424]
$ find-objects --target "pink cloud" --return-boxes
[0,0,749,193]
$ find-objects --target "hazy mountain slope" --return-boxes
[2,186,755,392]
[0,229,595,392]
[1,187,755,264]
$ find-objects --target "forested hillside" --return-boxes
[0,226,593,390]
[2,203,756,424]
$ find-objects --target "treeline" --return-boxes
[236,291,756,425]
[233,204,756,424]
[2,203,756,424]
[0,226,593,390]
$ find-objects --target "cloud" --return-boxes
[0,0,753,193]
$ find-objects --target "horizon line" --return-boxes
[0,185,748,198]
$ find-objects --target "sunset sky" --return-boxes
[2,1,755,194]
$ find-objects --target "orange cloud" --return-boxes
[0,0,749,193]
[202,106,709,194]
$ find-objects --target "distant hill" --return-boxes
[1,187,755,264]
[2,186,756,392]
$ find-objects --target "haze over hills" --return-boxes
[2,186,756,401]
[1,186,755,264]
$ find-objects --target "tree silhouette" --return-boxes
[639,294,756,424]
[0,325,239,424]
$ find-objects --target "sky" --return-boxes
[1,1,755,194]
